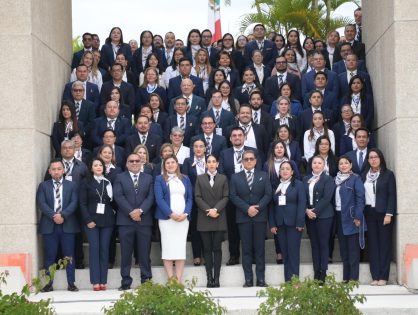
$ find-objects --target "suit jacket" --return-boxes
[306,155,338,177]
[340,94,374,130]
[301,69,339,97]
[37,179,79,234]
[136,86,168,112]
[44,158,88,186]
[269,179,306,228]
[244,40,277,68]
[303,89,339,113]
[163,114,197,147]
[264,72,302,105]
[190,134,227,158]
[332,121,349,156]
[200,109,235,138]
[255,109,274,140]
[100,81,136,115]
[333,60,367,75]
[346,149,370,175]
[155,111,168,129]
[181,157,201,187]
[339,133,376,156]
[248,64,271,86]
[218,146,261,179]
[100,42,132,71]
[169,94,207,117]
[131,47,164,76]
[167,75,204,101]
[93,145,126,170]
[105,165,123,184]
[71,49,85,69]
[303,173,335,218]
[62,81,100,110]
[230,170,272,223]
[299,107,334,134]
[361,169,397,215]
[90,116,132,147]
[51,121,85,156]
[79,177,115,227]
[103,69,138,89]
[333,41,366,64]
[338,70,373,102]
[273,115,301,143]
[263,160,301,188]
[113,171,154,226]
[194,173,229,231]
[125,132,162,163]
[154,175,193,220]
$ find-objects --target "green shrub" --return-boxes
[104,278,226,315]
[257,274,366,315]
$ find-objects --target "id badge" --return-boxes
[96,203,105,214]
[65,175,72,182]
[278,195,286,206]
[215,127,223,136]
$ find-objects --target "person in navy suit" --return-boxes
[272,96,301,143]
[125,115,162,162]
[234,68,262,105]
[269,161,306,282]
[200,29,219,67]
[345,128,371,175]
[135,67,168,111]
[139,104,164,139]
[214,51,241,88]
[131,30,164,76]
[71,32,93,69]
[149,93,169,128]
[79,158,115,291]
[333,24,365,64]
[332,104,354,157]
[244,24,277,68]
[264,56,302,105]
[302,71,338,113]
[100,27,132,72]
[249,90,274,139]
[102,52,139,90]
[167,58,205,101]
[303,156,336,283]
[37,159,79,292]
[339,114,376,156]
[168,78,206,117]
[248,50,271,86]
[337,54,372,100]
[154,156,193,282]
[230,150,272,287]
[191,115,227,158]
[90,100,131,148]
[163,97,198,147]
[335,155,366,282]
[275,124,303,168]
[362,149,396,286]
[113,154,155,290]
[93,130,126,170]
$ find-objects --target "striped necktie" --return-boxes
[54,181,62,213]
[246,171,254,190]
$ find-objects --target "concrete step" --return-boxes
[82,238,343,267]
[48,262,396,290]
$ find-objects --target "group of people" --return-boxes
[36,6,397,292]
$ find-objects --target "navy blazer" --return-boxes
[37,179,79,234]
[262,160,301,189]
[113,171,154,226]
[154,175,193,220]
[273,115,301,143]
[93,145,126,170]
[200,109,235,138]
[181,157,201,187]
[303,89,339,112]
[136,86,168,112]
[335,174,366,235]
[303,173,335,218]
[346,149,370,175]
[361,169,397,215]
[333,41,366,64]
[125,132,162,163]
[339,133,376,156]
[301,69,339,97]
[218,146,261,179]
[288,141,303,167]
[51,121,85,157]
[155,111,168,129]
[79,177,115,227]
[244,40,277,68]
[167,75,205,101]
[43,158,88,186]
[332,60,367,75]
[306,155,338,177]
[71,49,84,69]
[169,95,207,118]
[229,170,272,223]
[264,72,302,105]
[163,114,198,147]
[131,48,164,76]
[90,116,132,147]
[340,94,374,130]
[190,133,227,158]
[100,43,132,72]
[269,179,306,228]
[62,81,100,110]
[248,64,271,86]
[105,166,123,184]
[100,81,136,115]
[299,107,335,134]
[338,70,373,101]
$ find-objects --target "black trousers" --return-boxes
[200,231,224,279]
[226,201,240,259]
[189,205,203,259]
[278,225,302,282]
[306,217,333,273]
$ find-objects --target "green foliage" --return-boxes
[0,258,70,315]
[104,278,226,315]
[72,36,83,53]
[257,274,366,315]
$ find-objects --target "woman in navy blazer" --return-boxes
[214,50,241,88]
[334,155,366,282]
[340,114,376,156]
[154,156,193,282]
[306,136,338,177]
[269,161,306,282]
[149,93,168,129]
[275,124,302,167]
[234,68,262,105]
[362,149,396,286]
[79,158,115,291]
[135,67,167,112]
[100,27,132,72]
[303,156,336,283]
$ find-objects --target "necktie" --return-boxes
[359,151,364,169]
[278,74,283,86]
[153,111,159,122]
[350,72,355,78]
[206,136,211,154]
[75,102,80,118]
[258,41,264,51]
[141,135,146,144]
[179,116,185,130]
[215,110,220,125]
[253,111,258,124]
[236,150,243,164]
[64,161,71,175]
[166,50,171,65]
[107,119,115,129]
[209,175,215,187]
[352,95,360,113]
[133,174,139,191]
[54,181,61,213]
[247,171,254,190]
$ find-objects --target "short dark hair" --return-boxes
[314,71,328,80]
[102,128,116,138]
[354,127,369,138]
[49,158,64,168]
[230,126,245,135]
[253,24,265,31]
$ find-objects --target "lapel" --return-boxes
[47,180,55,207]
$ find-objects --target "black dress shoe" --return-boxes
[213,278,220,288]
[243,280,253,287]
[67,283,79,292]
[118,285,131,291]
[276,258,283,264]
[108,262,114,269]
[226,257,239,266]
[256,280,268,287]
[207,278,215,288]
[40,283,53,293]
[75,263,85,269]
[141,278,152,284]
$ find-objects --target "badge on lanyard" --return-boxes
[96,203,105,214]
[215,127,223,136]
[278,195,286,206]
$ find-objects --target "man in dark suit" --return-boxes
[191,115,227,158]
[71,32,93,69]
[333,24,366,64]
[103,52,138,89]
[90,100,132,147]
[168,78,207,117]
[125,115,162,162]
[92,129,126,169]
[299,91,335,134]
[303,71,339,113]
[113,154,155,290]
[229,150,272,287]
[332,43,367,75]
[161,32,176,70]
[62,64,100,110]
[345,128,370,174]
[167,58,205,101]
[164,97,198,147]
[37,159,80,292]
[332,104,354,157]
[100,63,136,115]
[201,29,219,67]
[264,56,302,105]
[244,24,277,68]
[249,90,274,139]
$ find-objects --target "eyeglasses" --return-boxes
[72,89,84,92]
[128,160,141,163]
[243,157,255,162]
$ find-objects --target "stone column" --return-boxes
[0,0,72,275]
[363,1,418,285]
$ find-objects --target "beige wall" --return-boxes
[0,0,71,275]
[364,1,418,284]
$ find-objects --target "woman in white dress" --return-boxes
[154,156,193,282]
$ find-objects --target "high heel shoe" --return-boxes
[193,258,201,266]
[93,285,101,291]
[100,284,107,291]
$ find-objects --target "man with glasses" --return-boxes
[113,153,154,290]
[191,115,227,158]
[201,29,219,67]
[264,56,302,105]
[229,150,272,287]
[71,32,93,69]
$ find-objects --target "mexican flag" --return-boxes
[208,0,222,43]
